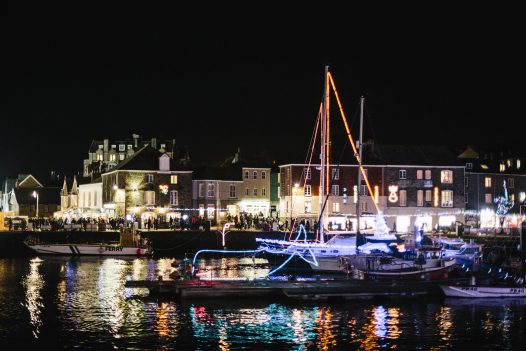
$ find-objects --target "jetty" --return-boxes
[125,277,469,301]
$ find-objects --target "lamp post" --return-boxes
[32,191,39,218]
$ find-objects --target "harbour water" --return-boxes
[1,255,525,350]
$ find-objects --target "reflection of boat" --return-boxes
[24,227,152,256]
[440,284,526,298]
[343,247,456,280]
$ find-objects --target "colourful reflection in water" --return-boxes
[314,307,337,350]
[22,257,45,338]
[353,305,402,350]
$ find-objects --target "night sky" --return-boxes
[1,3,522,182]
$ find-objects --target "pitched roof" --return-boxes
[110,145,191,172]
[362,143,462,166]
[193,166,243,181]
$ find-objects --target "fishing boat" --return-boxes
[440,284,526,298]
[24,227,152,256]
[343,246,456,280]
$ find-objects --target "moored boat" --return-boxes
[440,284,526,298]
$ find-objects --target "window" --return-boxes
[245,188,249,196]
[109,154,116,161]
[441,190,453,207]
[466,163,473,170]
[485,193,492,204]
[425,190,432,202]
[96,153,103,161]
[304,184,311,196]
[508,178,514,188]
[399,190,407,206]
[111,144,116,149]
[253,171,258,180]
[304,167,311,179]
[119,154,125,161]
[144,191,155,205]
[160,144,166,149]
[119,144,125,151]
[261,188,266,196]
[262,171,266,180]
[360,185,367,196]
[441,170,453,183]
[145,174,154,183]
[331,185,339,196]
[417,170,423,180]
[331,169,339,180]
[417,190,423,207]
[499,163,506,172]
[425,170,431,180]
[169,190,178,205]
[127,145,132,150]
[253,188,258,196]
[465,177,469,187]
[399,170,407,180]
[484,177,492,188]
[244,171,249,180]
[98,145,103,149]
[517,159,521,169]
[170,175,178,184]
[332,202,340,213]
[88,192,91,207]
[229,184,236,198]
[304,201,311,213]
[198,183,205,197]
[93,191,97,206]
[360,201,368,213]
[207,183,215,197]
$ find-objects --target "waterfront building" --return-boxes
[459,146,526,232]
[83,134,190,178]
[100,145,192,227]
[279,144,465,234]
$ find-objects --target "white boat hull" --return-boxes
[440,285,526,298]
[309,256,347,273]
[25,243,150,256]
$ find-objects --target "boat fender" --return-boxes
[98,247,104,254]
[136,248,142,255]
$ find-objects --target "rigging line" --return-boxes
[288,103,322,241]
[328,72,379,213]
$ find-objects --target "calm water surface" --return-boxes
[1,255,525,350]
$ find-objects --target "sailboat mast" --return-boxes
[319,65,329,243]
[356,96,364,234]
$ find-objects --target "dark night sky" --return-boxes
[0,3,522,182]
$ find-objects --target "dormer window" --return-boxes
[111,145,116,149]
[146,174,154,183]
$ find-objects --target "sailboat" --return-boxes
[257,66,398,274]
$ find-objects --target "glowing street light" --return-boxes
[32,191,39,218]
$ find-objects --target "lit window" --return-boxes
[119,154,125,161]
[331,169,339,180]
[399,170,407,180]
[331,185,339,196]
[207,183,215,197]
[229,184,236,198]
[416,170,423,179]
[111,144,116,149]
[96,154,103,161]
[485,193,492,204]
[170,175,178,184]
[507,159,512,167]
[127,145,132,150]
[399,190,407,206]
[332,202,340,213]
[109,154,116,161]
[169,190,178,205]
[499,163,506,172]
[98,145,103,149]
[441,190,453,207]
[441,170,453,183]
[425,170,431,180]
[119,144,125,151]
[144,191,155,205]
[517,159,521,169]
[425,190,432,202]
[261,171,266,180]
[253,171,258,180]
[485,177,492,188]
[304,167,311,180]
[417,190,423,207]
[304,201,311,213]
[305,184,311,196]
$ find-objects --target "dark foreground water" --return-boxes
[1,255,525,350]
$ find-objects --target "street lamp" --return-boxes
[32,191,39,218]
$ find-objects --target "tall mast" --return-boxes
[356,96,364,234]
[320,65,329,243]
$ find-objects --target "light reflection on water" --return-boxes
[1,256,524,349]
